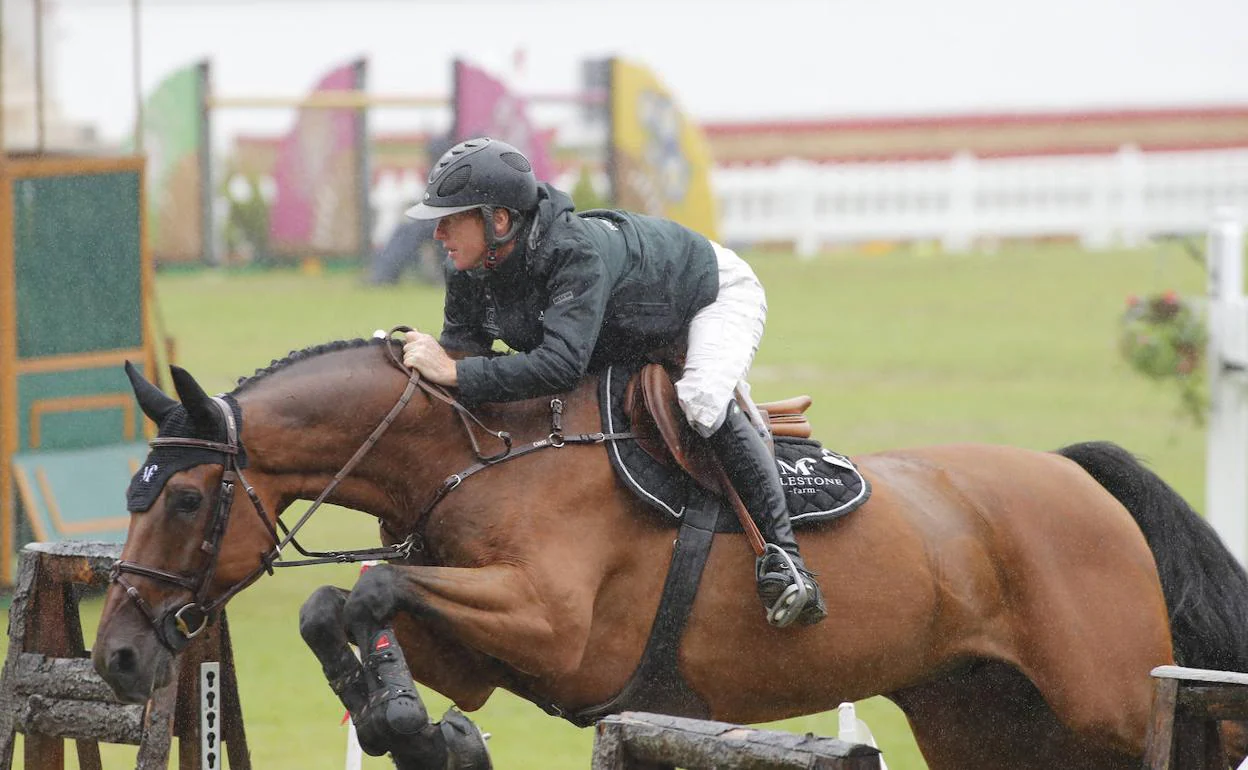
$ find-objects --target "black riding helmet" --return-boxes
[406,137,539,264]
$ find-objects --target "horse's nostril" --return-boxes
[110,647,139,675]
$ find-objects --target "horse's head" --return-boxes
[94,362,281,703]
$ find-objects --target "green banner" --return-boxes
[140,61,204,263]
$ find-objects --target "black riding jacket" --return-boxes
[443,184,719,404]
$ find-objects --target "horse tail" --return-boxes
[1056,440,1248,671]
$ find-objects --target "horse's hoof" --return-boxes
[353,708,392,757]
[440,708,493,770]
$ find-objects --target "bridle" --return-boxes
[109,392,276,652]
[109,331,634,653]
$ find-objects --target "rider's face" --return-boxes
[434,210,487,271]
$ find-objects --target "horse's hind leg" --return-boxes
[892,662,1138,770]
[300,585,478,769]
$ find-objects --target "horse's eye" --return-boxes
[168,490,203,516]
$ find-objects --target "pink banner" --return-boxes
[269,60,363,255]
[454,60,555,182]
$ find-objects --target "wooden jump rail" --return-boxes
[0,541,250,770]
[591,711,883,770]
[1144,664,1248,769]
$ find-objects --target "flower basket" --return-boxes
[1118,290,1208,424]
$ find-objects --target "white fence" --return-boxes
[715,146,1248,256]
[1206,207,1248,567]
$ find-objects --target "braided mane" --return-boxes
[231,337,400,394]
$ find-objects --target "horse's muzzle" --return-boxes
[92,629,174,705]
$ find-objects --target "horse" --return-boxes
[92,335,1248,769]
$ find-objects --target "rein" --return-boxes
[110,331,633,653]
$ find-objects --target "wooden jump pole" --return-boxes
[591,712,882,770]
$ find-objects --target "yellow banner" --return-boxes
[610,58,719,240]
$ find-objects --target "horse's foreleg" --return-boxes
[390,613,505,709]
[301,585,490,770]
[298,587,369,715]
[339,561,590,767]
[299,586,442,766]
[345,562,592,680]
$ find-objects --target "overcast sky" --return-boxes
[25,0,1248,143]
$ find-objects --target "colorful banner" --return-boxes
[609,58,719,240]
[140,61,205,263]
[268,59,365,257]
[453,60,555,182]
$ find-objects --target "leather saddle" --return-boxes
[624,363,813,496]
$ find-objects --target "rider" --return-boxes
[401,137,826,629]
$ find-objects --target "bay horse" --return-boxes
[93,336,1248,769]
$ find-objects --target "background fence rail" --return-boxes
[715,146,1248,256]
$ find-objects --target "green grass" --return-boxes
[10,241,1213,768]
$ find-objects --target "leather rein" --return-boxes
[110,331,633,653]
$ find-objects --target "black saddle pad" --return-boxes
[598,364,870,530]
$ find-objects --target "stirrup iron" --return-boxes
[758,543,810,628]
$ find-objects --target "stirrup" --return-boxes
[757,543,811,628]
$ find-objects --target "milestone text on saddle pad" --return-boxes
[771,438,870,522]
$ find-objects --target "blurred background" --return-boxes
[6,0,1248,272]
[2,0,1248,767]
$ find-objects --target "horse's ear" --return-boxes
[170,365,218,429]
[125,360,178,424]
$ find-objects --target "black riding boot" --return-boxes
[708,402,828,627]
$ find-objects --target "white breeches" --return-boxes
[676,241,767,437]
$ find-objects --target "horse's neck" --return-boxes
[234,372,460,521]
[234,363,603,529]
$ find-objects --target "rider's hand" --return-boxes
[403,329,458,386]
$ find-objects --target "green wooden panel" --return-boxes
[11,442,145,545]
[16,366,148,451]
[12,172,143,359]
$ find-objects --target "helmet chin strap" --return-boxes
[481,205,526,269]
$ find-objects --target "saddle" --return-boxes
[624,363,813,496]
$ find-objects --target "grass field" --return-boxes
[12,240,1214,768]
